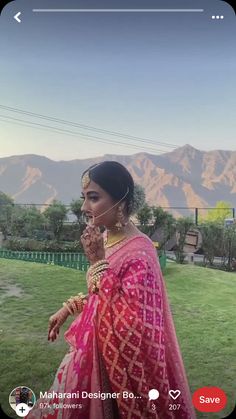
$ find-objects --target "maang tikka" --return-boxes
[81,171,90,189]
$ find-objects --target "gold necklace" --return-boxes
[104,231,127,248]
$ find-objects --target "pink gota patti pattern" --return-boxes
[95,235,196,419]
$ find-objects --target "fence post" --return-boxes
[79,253,82,270]
[232,208,235,218]
[195,208,198,225]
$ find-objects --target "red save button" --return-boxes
[192,386,227,412]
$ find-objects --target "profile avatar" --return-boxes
[9,386,36,412]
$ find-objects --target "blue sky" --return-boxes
[0,0,235,160]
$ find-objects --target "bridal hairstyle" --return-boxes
[81,161,135,215]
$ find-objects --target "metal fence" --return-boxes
[0,249,166,272]
[0,250,90,271]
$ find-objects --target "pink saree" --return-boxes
[27,234,196,419]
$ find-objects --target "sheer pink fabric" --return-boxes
[27,234,196,419]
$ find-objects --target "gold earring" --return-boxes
[115,206,125,231]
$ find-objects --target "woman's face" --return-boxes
[81,180,120,228]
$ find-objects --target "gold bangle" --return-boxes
[91,270,105,293]
[64,293,88,315]
[74,297,84,313]
[91,265,109,276]
[63,302,73,315]
[90,262,109,276]
[92,259,108,268]
[68,298,76,315]
[68,298,79,315]
[65,300,75,315]
[77,292,87,300]
[88,259,108,274]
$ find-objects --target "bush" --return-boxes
[4,238,43,251]
[41,240,83,253]
[61,223,85,241]
[3,238,83,253]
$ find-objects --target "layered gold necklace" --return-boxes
[104,230,127,248]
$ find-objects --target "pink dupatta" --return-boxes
[27,234,196,419]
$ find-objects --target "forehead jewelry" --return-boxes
[81,171,90,188]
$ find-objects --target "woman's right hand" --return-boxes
[48,306,69,342]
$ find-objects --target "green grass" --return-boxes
[0,259,235,418]
[164,263,236,418]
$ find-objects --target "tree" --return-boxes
[174,217,194,263]
[132,183,146,214]
[0,192,14,240]
[24,206,46,236]
[136,203,152,226]
[204,201,233,224]
[44,201,68,241]
[136,203,153,235]
[70,198,86,237]
[70,199,83,222]
[222,224,236,271]
[11,205,46,238]
[11,205,27,237]
[151,207,176,252]
[200,222,224,266]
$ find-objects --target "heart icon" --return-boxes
[169,390,181,400]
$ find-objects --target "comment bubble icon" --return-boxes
[148,389,160,400]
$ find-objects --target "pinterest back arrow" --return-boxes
[14,12,21,23]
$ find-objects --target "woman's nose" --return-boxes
[81,200,89,213]
[81,200,86,212]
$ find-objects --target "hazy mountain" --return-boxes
[0,145,236,214]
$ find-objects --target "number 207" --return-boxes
[169,404,181,410]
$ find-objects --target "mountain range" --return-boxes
[0,145,236,215]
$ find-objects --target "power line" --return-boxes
[0,114,174,154]
[0,115,171,154]
[0,104,178,149]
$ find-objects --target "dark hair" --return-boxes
[82,161,134,215]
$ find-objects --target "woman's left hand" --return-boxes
[81,225,105,264]
[48,307,69,342]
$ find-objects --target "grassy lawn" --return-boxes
[0,259,235,418]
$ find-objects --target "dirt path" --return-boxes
[0,279,23,302]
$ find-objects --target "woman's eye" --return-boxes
[80,195,98,202]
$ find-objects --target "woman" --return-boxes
[28,161,196,419]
